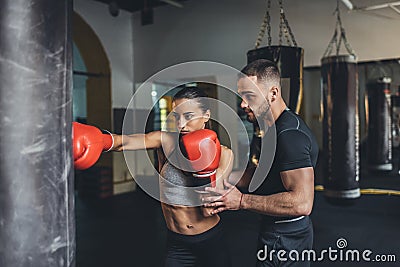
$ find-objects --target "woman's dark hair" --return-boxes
[172,86,210,114]
[172,86,211,128]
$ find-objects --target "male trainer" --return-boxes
[204,59,318,267]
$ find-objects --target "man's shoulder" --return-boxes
[276,109,301,134]
[275,110,315,147]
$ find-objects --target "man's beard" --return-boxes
[258,100,271,120]
[256,100,271,121]
[245,109,256,123]
[245,99,271,123]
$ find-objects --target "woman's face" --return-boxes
[171,98,210,134]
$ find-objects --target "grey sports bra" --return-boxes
[159,161,200,206]
[158,148,209,206]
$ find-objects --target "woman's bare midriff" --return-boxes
[161,203,220,235]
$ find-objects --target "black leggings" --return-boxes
[164,221,231,267]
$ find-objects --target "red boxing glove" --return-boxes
[73,122,114,170]
[180,129,221,187]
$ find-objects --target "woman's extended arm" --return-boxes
[112,131,163,151]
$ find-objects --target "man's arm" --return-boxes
[204,167,314,217]
[240,167,314,216]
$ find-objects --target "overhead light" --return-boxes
[185,83,197,87]
[160,0,184,8]
[362,1,400,11]
[348,1,400,14]
[341,0,354,10]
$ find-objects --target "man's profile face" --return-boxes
[237,75,271,122]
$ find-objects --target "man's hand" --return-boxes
[202,180,243,215]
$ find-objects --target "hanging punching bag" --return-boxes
[247,46,304,114]
[247,0,303,114]
[321,1,360,203]
[391,86,400,150]
[0,0,75,265]
[367,77,393,172]
[321,55,360,201]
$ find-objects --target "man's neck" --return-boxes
[263,100,287,126]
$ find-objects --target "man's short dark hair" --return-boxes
[240,59,280,87]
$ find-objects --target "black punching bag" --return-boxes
[247,46,304,114]
[321,55,360,202]
[367,77,393,172]
[0,0,75,266]
[391,86,400,150]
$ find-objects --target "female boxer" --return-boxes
[73,87,233,267]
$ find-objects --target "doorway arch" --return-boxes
[73,12,112,168]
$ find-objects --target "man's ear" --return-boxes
[270,86,279,102]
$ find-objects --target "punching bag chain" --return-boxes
[323,0,356,58]
[254,0,297,49]
[278,0,297,47]
[255,0,271,48]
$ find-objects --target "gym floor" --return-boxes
[76,158,400,267]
